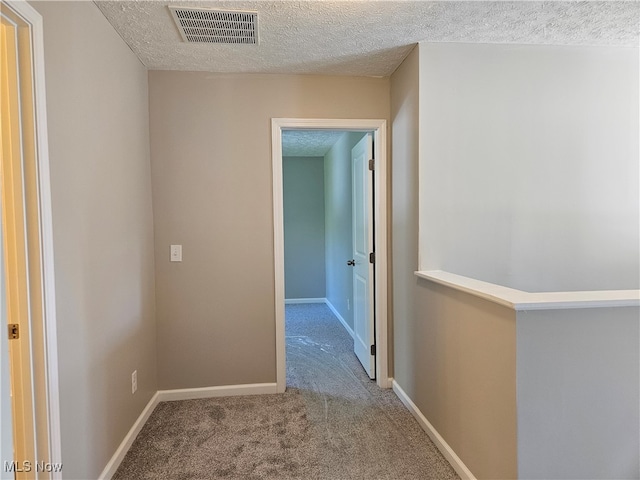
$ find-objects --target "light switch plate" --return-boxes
[170,245,182,262]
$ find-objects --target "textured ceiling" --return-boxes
[96,1,639,77]
[282,130,346,157]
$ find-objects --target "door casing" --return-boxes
[271,118,389,392]
[0,2,61,477]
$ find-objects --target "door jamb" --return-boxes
[271,118,389,392]
[0,1,61,476]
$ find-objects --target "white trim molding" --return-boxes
[392,380,476,480]
[98,393,160,480]
[415,270,640,311]
[325,299,354,339]
[272,118,390,392]
[1,1,62,476]
[157,383,278,402]
[284,298,325,304]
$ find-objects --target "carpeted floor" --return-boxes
[113,303,459,479]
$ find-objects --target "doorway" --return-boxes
[0,1,61,477]
[272,118,389,392]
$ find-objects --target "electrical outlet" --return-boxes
[170,245,182,262]
[131,370,137,394]
[347,298,350,310]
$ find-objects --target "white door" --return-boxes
[1,16,34,477]
[0,19,15,479]
[0,187,15,480]
[351,134,375,379]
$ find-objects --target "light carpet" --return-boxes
[113,303,459,479]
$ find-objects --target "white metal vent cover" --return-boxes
[169,6,258,44]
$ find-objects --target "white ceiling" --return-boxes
[95,1,638,157]
[282,130,346,157]
[96,1,639,77]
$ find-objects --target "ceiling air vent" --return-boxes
[169,6,258,44]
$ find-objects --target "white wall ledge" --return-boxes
[415,270,640,311]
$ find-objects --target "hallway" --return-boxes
[285,303,458,479]
[113,304,458,479]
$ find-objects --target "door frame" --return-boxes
[0,1,61,476]
[271,118,389,392]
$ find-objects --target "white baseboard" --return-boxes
[284,298,326,304]
[325,298,354,339]
[98,391,160,480]
[392,380,476,480]
[157,382,278,402]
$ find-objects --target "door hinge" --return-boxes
[8,324,19,340]
[368,159,375,171]
[370,344,376,356]
[369,252,375,264]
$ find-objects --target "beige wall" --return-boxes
[149,71,389,389]
[390,45,518,479]
[413,281,517,479]
[392,41,638,479]
[389,45,419,380]
[31,2,157,478]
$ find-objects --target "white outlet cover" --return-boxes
[170,245,182,262]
